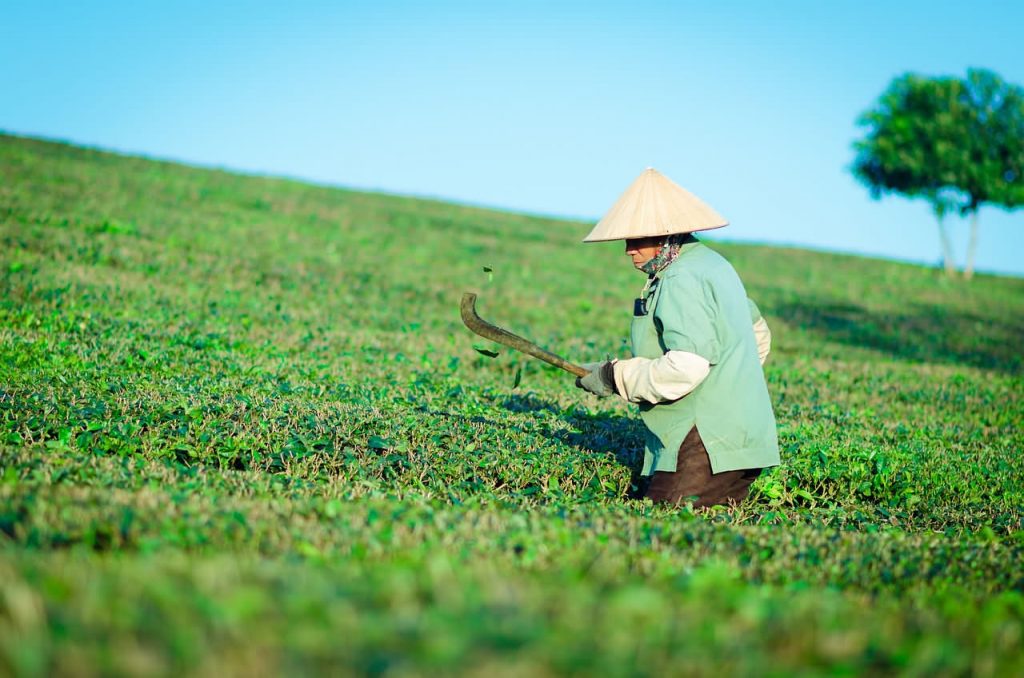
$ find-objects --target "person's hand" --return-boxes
[575,361,616,397]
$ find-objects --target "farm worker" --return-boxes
[576,168,779,508]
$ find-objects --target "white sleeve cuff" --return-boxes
[612,350,711,404]
[753,317,771,365]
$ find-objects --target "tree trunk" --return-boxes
[936,213,957,277]
[964,210,980,280]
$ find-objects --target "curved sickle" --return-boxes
[460,292,588,377]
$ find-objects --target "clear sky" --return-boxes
[3,0,1023,275]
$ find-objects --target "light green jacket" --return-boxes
[632,240,780,475]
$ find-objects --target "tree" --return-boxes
[852,69,1024,279]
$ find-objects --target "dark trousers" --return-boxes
[644,427,761,508]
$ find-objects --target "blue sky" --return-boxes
[3,0,1023,275]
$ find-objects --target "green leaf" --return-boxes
[473,344,499,358]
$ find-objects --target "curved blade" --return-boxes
[460,292,588,377]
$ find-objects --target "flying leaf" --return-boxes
[512,366,522,389]
[473,344,500,358]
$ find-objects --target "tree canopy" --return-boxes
[852,68,1024,278]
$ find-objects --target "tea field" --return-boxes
[2,133,1023,676]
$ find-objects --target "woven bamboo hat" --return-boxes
[583,168,728,242]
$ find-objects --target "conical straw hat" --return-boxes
[583,168,728,242]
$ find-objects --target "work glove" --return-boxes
[575,361,618,397]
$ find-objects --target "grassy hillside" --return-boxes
[2,133,1023,676]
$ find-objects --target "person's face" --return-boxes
[625,237,664,270]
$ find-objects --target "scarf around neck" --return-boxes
[640,233,693,276]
